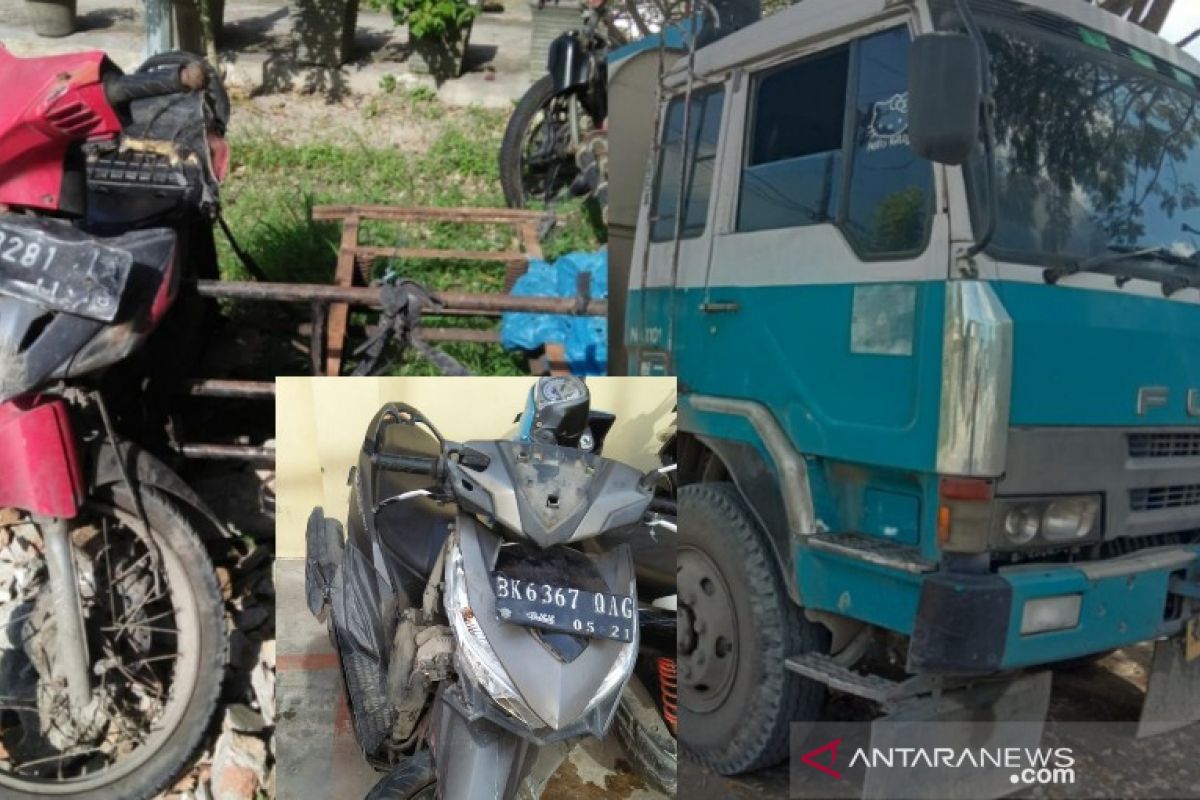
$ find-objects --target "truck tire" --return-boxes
[677,482,829,774]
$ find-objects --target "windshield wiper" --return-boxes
[1044,245,1200,296]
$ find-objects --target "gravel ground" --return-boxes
[162,462,276,800]
[680,645,1199,800]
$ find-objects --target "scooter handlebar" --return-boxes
[370,452,440,476]
[103,62,207,106]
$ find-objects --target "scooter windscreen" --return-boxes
[447,439,655,547]
[443,515,637,738]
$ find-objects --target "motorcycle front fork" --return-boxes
[36,515,93,709]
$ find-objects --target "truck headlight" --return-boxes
[992,494,1103,551]
[1003,505,1041,545]
[1041,497,1099,542]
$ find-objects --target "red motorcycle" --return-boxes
[0,45,233,799]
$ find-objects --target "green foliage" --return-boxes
[409,85,438,104]
[217,96,603,376]
[379,0,479,40]
[378,73,398,93]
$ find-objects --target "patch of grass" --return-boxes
[217,96,603,376]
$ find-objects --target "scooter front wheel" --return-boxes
[365,749,437,800]
[0,486,226,800]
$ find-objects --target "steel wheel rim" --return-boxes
[677,544,738,713]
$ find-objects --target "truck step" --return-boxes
[786,652,912,705]
[806,532,936,574]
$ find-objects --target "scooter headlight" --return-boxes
[582,627,637,721]
[444,543,542,728]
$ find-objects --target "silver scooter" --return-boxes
[306,377,675,799]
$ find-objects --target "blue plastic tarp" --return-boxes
[500,250,607,376]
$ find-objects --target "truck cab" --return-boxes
[625,0,1200,777]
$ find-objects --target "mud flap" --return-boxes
[861,671,1052,800]
[1137,632,1200,738]
[305,507,344,620]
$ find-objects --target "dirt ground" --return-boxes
[227,87,494,153]
[679,646,1200,800]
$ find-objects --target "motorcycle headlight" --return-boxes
[444,543,542,728]
[444,537,639,733]
[582,628,637,721]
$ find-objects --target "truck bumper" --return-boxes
[907,545,1200,673]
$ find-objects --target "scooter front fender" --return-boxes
[430,687,567,800]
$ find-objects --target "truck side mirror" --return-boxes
[908,32,982,165]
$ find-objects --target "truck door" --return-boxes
[686,22,950,470]
[627,80,727,376]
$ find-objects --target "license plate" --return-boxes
[1187,617,1200,662]
[0,222,132,322]
[493,573,635,643]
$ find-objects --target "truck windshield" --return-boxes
[967,13,1200,269]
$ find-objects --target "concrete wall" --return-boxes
[275,376,676,557]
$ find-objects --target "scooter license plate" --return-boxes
[493,573,635,643]
[1187,617,1200,662]
[0,222,132,322]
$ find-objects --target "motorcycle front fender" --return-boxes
[0,395,84,518]
[430,687,567,800]
[547,32,592,93]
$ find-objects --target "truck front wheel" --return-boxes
[677,482,829,774]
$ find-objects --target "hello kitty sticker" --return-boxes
[867,92,910,151]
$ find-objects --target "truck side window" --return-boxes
[844,27,935,256]
[649,87,725,242]
[737,47,850,233]
[734,28,934,254]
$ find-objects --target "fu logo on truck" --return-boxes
[1136,387,1200,417]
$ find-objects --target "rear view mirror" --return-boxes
[908,32,982,165]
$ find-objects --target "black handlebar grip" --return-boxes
[371,453,438,475]
[103,64,203,106]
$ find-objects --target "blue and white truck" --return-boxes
[616,0,1200,783]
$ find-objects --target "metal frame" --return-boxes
[309,205,549,375]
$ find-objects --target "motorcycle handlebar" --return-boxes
[371,452,440,476]
[103,62,207,106]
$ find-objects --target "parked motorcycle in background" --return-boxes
[500,0,619,209]
[0,46,235,799]
[306,377,677,798]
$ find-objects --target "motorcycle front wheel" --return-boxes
[500,75,594,208]
[0,486,226,800]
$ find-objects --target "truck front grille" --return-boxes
[1128,432,1200,458]
[1099,529,1199,559]
[1130,484,1200,512]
